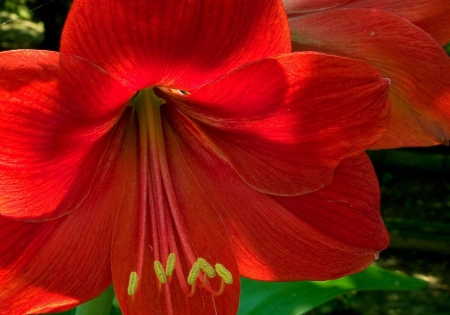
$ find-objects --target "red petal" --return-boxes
[163,109,389,281]
[284,0,351,13]
[285,0,450,45]
[163,53,390,195]
[343,0,450,46]
[290,9,450,148]
[112,117,239,314]
[60,0,291,91]
[0,113,137,313]
[0,50,133,220]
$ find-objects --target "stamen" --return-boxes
[133,87,235,302]
[187,262,201,286]
[215,264,233,285]
[154,261,168,284]
[135,99,150,293]
[142,88,199,289]
[214,280,226,296]
[197,258,215,278]
[166,253,176,277]
[127,271,139,296]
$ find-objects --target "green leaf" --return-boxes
[47,287,122,315]
[47,311,76,315]
[238,265,428,315]
[74,285,114,315]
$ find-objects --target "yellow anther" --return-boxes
[187,261,201,285]
[197,258,215,278]
[154,261,167,283]
[166,253,176,277]
[127,271,139,296]
[215,264,233,285]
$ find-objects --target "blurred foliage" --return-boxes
[0,10,44,49]
[0,0,71,50]
[0,0,35,20]
[369,148,450,224]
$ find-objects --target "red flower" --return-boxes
[285,0,450,148]
[0,0,390,314]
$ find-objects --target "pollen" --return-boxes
[187,261,201,285]
[166,253,176,277]
[127,271,139,296]
[154,261,167,283]
[215,264,233,284]
[197,258,215,278]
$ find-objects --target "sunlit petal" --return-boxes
[0,50,133,220]
[0,113,137,313]
[163,53,390,195]
[61,0,291,91]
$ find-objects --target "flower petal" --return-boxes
[163,109,389,281]
[0,113,137,313]
[284,0,351,13]
[162,53,390,195]
[284,0,450,45]
[344,0,450,46]
[60,0,291,91]
[112,118,239,315]
[0,50,133,220]
[290,9,450,148]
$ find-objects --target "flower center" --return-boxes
[126,88,233,304]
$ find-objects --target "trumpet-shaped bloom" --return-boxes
[0,0,390,314]
[285,0,450,148]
